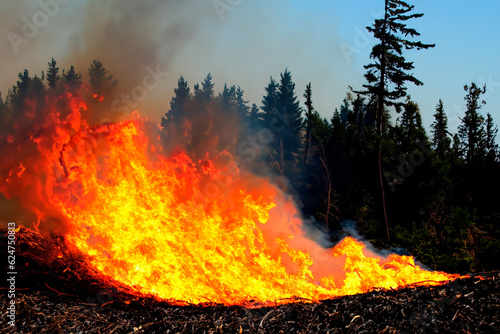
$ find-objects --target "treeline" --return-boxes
[0,58,499,275]
[159,69,500,274]
[1,0,499,274]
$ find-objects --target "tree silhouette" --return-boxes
[358,0,434,241]
[458,83,486,164]
[164,75,191,125]
[88,60,117,96]
[62,66,82,93]
[46,58,60,90]
[485,113,498,161]
[431,99,451,160]
[303,82,314,166]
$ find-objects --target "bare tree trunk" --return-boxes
[378,0,390,241]
[379,140,390,241]
[319,144,331,227]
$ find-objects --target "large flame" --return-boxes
[1,93,460,305]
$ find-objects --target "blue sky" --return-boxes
[1,0,499,137]
[288,0,500,133]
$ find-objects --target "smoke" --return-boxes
[0,0,348,247]
[0,0,220,123]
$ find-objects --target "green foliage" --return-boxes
[360,0,434,119]
[393,206,475,273]
[356,0,434,241]
[259,70,303,177]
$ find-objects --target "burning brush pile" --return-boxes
[0,227,498,333]
[0,78,499,333]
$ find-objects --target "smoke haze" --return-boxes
[0,0,347,120]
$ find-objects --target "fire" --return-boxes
[1,93,461,305]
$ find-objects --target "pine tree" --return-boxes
[88,60,117,96]
[485,113,498,161]
[458,83,486,164]
[451,134,461,160]
[193,83,203,103]
[276,69,303,176]
[261,77,278,121]
[303,82,314,166]
[261,77,279,168]
[248,103,261,129]
[167,76,191,122]
[261,71,303,176]
[431,99,451,160]
[8,70,32,112]
[62,66,82,92]
[221,83,236,110]
[46,58,60,90]
[399,98,427,145]
[201,73,215,102]
[351,94,365,134]
[339,98,350,126]
[235,86,249,117]
[358,0,434,241]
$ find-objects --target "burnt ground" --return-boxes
[1,227,499,333]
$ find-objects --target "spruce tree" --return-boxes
[88,60,117,96]
[358,0,434,241]
[169,76,191,121]
[221,84,236,110]
[431,99,451,160]
[276,69,303,176]
[261,77,278,120]
[399,98,427,146]
[303,82,314,166]
[62,66,82,92]
[201,73,215,102]
[235,86,249,117]
[458,83,486,164]
[261,77,280,170]
[351,94,365,134]
[485,113,498,161]
[248,103,261,129]
[261,70,303,176]
[46,58,60,90]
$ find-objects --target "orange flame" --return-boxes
[0,93,461,305]
[92,94,104,101]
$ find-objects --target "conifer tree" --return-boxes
[235,86,249,115]
[169,76,191,121]
[275,69,303,176]
[201,73,215,102]
[399,98,427,146]
[431,99,451,160]
[358,0,434,241]
[458,83,486,164]
[303,82,314,166]
[62,66,82,92]
[46,58,60,90]
[351,94,365,134]
[88,60,117,96]
[485,113,498,161]
[248,103,261,129]
[221,84,236,110]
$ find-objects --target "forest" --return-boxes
[1,1,499,274]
